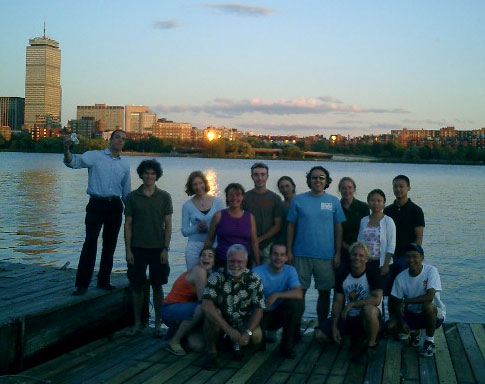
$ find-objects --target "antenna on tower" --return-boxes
[43,20,46,38]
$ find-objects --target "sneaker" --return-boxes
[420,340,435,357]
[72,287,87,296]
[410,332,421,347]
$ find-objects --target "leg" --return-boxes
[317,290,331,324]
[280,299,304,349]
[131,286,144,332]
[422,302,438,337]
[361,305,380,347]
[204,315,220,354]
[98,201,123,286]
[170,305,204,346]
[76,201,103,289]
[149,249,169,332]
[152,285,163,332]
[249,326,263,345]
[186,330,206,352]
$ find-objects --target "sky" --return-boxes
[1,0,484,137]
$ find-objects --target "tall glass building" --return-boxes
[0,97,25,130]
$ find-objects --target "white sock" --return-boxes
[424,335,434,343]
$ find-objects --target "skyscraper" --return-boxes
[24,28,61,128]
[0,97,25,131]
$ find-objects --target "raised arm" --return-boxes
[204,211,221,248]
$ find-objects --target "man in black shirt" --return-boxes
[384,175,425,278]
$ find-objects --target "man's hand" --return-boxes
[287,250,294,265]
[63,135,72,150]
[160,249,169,264]
[239,332,250,346]
[380,264,390,276]
[341,303,353,320]
[265,293,279,309]
[332,253,341,269]
[126,249,134,265]
[227,328,241,344]
[332,325,342,344]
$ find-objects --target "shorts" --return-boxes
[318,312,384,339]
[161,302,199,328]
[403,311,444,331]
[295,257,334,290]
[127,247,170,288]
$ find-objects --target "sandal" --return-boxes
[164,343,186,356]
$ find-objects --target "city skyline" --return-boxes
[1,0,484,136]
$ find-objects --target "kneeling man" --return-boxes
[202,244,265,369]
[253,243,303,358]
[314,242,384,356]
[387,243,446,357]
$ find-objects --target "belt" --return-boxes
[90,195,121,202]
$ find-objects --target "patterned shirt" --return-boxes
[202,268,266,328]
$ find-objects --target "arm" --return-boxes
[382,217,396,275]
[250,214,260,265]
[161,214,172,264]
[333,223,343,269]
[239,307,264,346]
[331,292,345,344]
[341,289,383,319]
[286,222,295,265]
[204,211,220,248]
[121,168,131,203]
[404,288,436,305]
[191,267,208,301]
[257,217,281,244]
[124,216,134,264]
[265,287,303,309]
[63,135,73,164]
[202,299,239,340]
[181,202,199,237]
[415,226,424,246]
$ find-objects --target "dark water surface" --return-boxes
[0,152,483,322]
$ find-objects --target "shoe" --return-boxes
[280,347,296,359]
[410,331,421,347]
[397,333,410,340]
[420,340,435,357]
[203,353,217,370]
[97,283,116,291]
[72,287,87,296]
[164,343,186,356]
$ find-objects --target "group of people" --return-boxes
[63,130,446,369]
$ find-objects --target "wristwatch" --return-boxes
[163,246,170,251]
[244,329,253,336]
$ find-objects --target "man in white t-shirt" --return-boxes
[387,243,446,357]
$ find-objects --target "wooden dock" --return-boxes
[0,261,132,374]
[2,322,483,384]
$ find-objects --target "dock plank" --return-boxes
[419,355,439,384]
[312,341,340,376]
[470,324,485,361]
[293,340,322,375]
[443,323,476,384]
[325,339,351,384]
[434,327,457,384]
[457,323,485,384]
[363,339,386,384]
[382,339,402,384]
[134,353,200,384]
[266,371,291,384]
[402,344,420,383]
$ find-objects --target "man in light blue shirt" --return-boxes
[287,166,345,324]
[253,243,303,358]
[64,130,131,295]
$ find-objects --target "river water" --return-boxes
[0,152,483,322]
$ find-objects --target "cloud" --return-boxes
[205,3,275,17]
[153,20,180,30]
[153,97,409,118]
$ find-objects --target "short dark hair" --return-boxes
[338,176,356,191]
[110,129,126,141]
[199,247,216,258]
[224,183,245,206]
[185,171,210,196]
[393,174,410,186]
[136,159,163,180]
[367,188,386,203]
[277,176,296,194]
[306,166,332,189]
[251,162,269,174]
[270,242,287,255]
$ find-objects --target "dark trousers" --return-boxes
[75,197,123,289]
[260,299,303,349]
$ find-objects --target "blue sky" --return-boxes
[1,0,484,136]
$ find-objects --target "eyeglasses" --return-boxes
[311,175,326,181]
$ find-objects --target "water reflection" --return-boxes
[206,169,220,197]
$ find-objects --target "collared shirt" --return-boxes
[64,148,131,202]
[124,186,173,248]
[202,268,266,328]
[384,199,425,258]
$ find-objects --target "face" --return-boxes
[191,177,206,196]
[227,252,247,277]
[405,251,423,273]
[226,188,244,208]
[310,169,327,193]
[278,179,295,200]
[251,167,268,188]
[350,246,368,269]
[339,180,355,201]
[270,245,288,269]
[142,169,157,186]
[110,131,127,151]
[368,193,385,213]
[392,179,411,199]
[198,250,215,271]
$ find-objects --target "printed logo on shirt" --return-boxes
[321,203,333,211]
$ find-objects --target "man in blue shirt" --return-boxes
[64,130,131,295]
[253,243,303,358]
[287,166,345,324]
